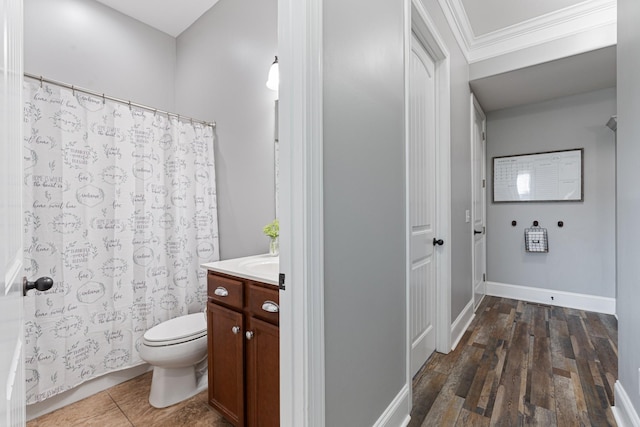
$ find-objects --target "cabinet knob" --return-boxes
[245,331,254,340]
[214,286,229,297]
[231,326,241,335]
[262,301,279,313]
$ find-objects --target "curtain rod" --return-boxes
[24,73,216,129]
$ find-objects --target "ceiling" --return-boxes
[461,0,587,36]
[94,0,219,37]
[470,46,616,112]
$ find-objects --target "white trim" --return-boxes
[403,0,412,415]
[410,0,452,356]
[486,281,616,315]
[372,385,412,427]
[277,0,324,425]
[613,381,640,427]
[450,300,474,351]
[436,0,616,63]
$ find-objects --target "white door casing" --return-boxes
[0,0,25,425]
[277,0,325,425]
[409,31,437,378]
[471,94,487,310]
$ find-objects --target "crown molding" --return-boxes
[437,0,617,63]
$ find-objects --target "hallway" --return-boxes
[410,297,617,426]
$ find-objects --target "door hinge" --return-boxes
[482,179,485,188]
[482,131,486,141]
[278,273,286,291]
[482,273,486,282]
[483,226,486,234]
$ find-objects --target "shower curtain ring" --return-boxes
[71,85,75,95]
[128,101,132,111]
[102,93,105,105]
[39,76,43,88]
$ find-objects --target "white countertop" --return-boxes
[201,254,279,286]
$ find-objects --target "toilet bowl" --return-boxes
[138,312,208,408]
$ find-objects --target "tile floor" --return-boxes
[27,372,232,427]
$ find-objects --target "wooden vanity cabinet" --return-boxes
[207,271,280,427]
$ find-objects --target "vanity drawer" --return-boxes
[247,283,279,325]
[208,273,243,309]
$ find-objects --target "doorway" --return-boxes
[471,94,487,310]
[406,0,452,384]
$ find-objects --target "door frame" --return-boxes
[470,93,487,310]
[404,0,452,388]
[277,0,325,425]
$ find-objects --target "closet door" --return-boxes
[409,31,437,377]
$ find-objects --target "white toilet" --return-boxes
[138,312,208,408]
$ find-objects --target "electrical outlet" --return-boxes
[465,210,470,223]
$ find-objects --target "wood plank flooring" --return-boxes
[410,297,618,426]
[27,372,232,427]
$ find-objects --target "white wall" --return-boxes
[174,0,278,260]
[323,0,407,424]
[486,88,616,298]
[24,0,176,112]
[616,0,640,416]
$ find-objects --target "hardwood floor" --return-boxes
[410,296,618,426]
[27,372,232,427]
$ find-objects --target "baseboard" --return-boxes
[373,384,411,427]
[26,364,152,421]
[613,381,640,427]
[486,281,616,315]
[450,299,475,351]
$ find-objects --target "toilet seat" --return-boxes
[143,313,207,347]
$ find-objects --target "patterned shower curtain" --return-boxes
[22,80,219,404]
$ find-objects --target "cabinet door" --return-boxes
[208,302,244,426]
[246,316,280,427]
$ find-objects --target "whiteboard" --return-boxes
[493,148,583,202]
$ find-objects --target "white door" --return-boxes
[1,0,26,425]
[471,95,486,310]
[409,32,437,377]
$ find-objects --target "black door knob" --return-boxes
[474,229,483,235]
[433,238,444,246]
[23,276,54,296]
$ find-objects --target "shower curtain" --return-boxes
[22,80,219,404]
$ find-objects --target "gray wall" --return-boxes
[24,0,176,112]
[323,0,406,424]
[420,0,474,323]
[486,88,616,297]
[175,0,277,260]
[617,0,640,414]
